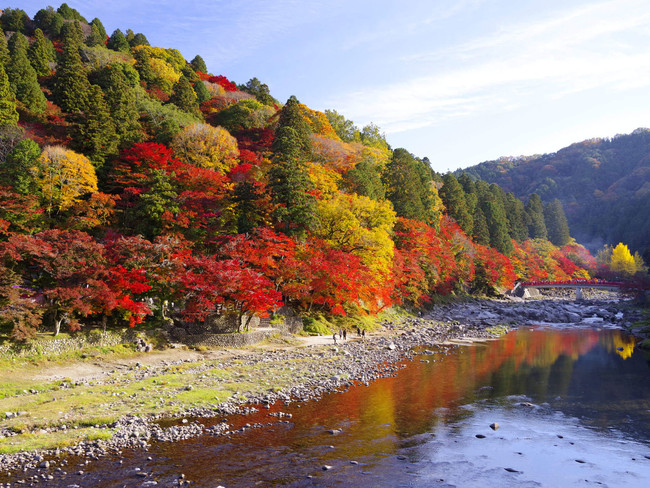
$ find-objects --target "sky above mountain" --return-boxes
[16,0,650,172]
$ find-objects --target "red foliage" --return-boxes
[111,142,183,191]
[207,75,237,92]
[233,128,275,153]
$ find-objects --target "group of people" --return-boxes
[333,327,365,343]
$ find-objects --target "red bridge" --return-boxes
[511,279,642,298]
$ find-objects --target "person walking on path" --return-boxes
[343,329,347,341]
[333,333,337,344]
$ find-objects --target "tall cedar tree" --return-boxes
[71,84,118,166]
[0,64,19,127]
[90,18,107,42]
[544,198,571,246]
[526,193,548,240]
[0,8,29,34]
[193,79,211,104]
[269,126,318,236]
[54,27,92,113]
[2,138,40,193]
[60,21,84,47]
[503,193,529,242]
[107,29,130,53]
[190,55,207,74]
[342,160,385,201]
[472,206,490,245]
[129,33,150,47]
[273,96,311,159]
[133,47,155,85]
[102,68,142,148]
[6,33,47,114]
[0,31,10,66]
[28,28,55,77]
[33,7,64,37]
[168,75,198,114]
[440,173,472,234]
[86,23,105,47]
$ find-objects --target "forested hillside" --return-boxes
[462,129,650,260]
[0,4,603,341]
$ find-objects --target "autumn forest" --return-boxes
[0,4,646,342]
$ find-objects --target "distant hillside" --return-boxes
[461,128,650,259]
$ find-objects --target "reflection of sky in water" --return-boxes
[6,326,647,487]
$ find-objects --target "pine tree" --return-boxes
[440,173,472,234]
[28,29,55,77]
[472,206,490,245]
[168,76,198,114]
[544,199,571,246]
[34,7,64,37]
[107,29,130,53]
[0,33,9,67]
[71,84,118,166]
[6,33,47,114]
[190,55,207,74]
[53,29,91,113]
[60,21,84,47]
[273,96,311,159]
[129,33,149,47]
[269,127,317,236]
[90,18,107,42]
[102,68,142,148]
[0,64,19,127]
[193,80,211,104]
[503,193,529,242]
[133,47,155,85]
[526,193,548,240]
[0,8,29,34]
[86,23,105,47]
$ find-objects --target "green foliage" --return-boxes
[0,65,19,127]
[71,84,118,166]
[107,29,130,53]
[214,99,273,132]
[1,8,29,34]
[6,33,47,114]
[302,315,332,335]
[325,109,359,143]
[60,21,84,47]
[1,138,41,193]
[129,33,150,47]
[132,46,155,85]
[133,170,179,239]
[86,23,105,48]
[135,86,201,144]
[57,3,87,22]
[342,160,386,200]
[34,7,64,37]
[99,67,143,148]
[0,32,9,67]
[89,18,107,42]
[168,75,198,114]
[273,96,312,159]
[239,77,276,105]
[53,28,92,113]
[28,29,55,77]
[440,173,472,234]
[193,80,211,104]
[526,193,547,240]
[544,198,570,246]
[190,54,207,74]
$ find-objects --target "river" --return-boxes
[8,324,650,487]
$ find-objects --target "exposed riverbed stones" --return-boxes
[0,294,643,485]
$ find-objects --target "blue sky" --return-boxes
[16,0,650,173]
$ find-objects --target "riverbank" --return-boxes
[0,293,646,484]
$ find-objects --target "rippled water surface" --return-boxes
[17,326,650,487]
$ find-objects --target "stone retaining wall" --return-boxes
[180,328,279,347]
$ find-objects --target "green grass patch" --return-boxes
[485,325,510,336]
[0,427,115,455]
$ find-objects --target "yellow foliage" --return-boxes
[306,162,341,197]
[171,123,240,173]
[609,242,637,276]
[315,192,396,276]
[132,45,186,71]
[33,146,98,211]
[298,104,339,139]
[148,58,181,93]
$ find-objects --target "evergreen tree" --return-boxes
[133,47,155,85]
[190,55,207,74]
[0,32,9,67]
[90,18,107,42]
[168,75,198,114]
[503,193,529,242]
[86,23,105,47]
[193,80,211,104]
[0,64,19,127]
[233,180,264,234]
[107,29,130,53]
[342,160,385,201]
[526,193,548,240]
[472,206,490,245]
[28,29,55,77]
[1,138,40,193]
[34,7,64,37]
[57,3,75,19]
[269,126,317,236]
[440,173,472,234]
[1,8,29,34]
[129,33,149,47]
[102,68,142,147]
[6,33,47,114]
[483,198,513,255]
[273,96,311,159]
[544,198,571,246]
[60,21,84,47]
[71,84,118,166]
[53,28,91,113]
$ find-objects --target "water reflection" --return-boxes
[16,326,649,487]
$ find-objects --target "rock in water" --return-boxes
[490,422,499,431]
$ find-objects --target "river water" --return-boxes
[17,325,650,487]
